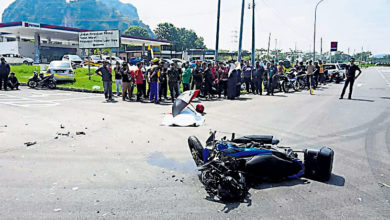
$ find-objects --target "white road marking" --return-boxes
[377,69,390,85]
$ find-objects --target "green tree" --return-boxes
[124,26,150,38]
[154,22,206,51]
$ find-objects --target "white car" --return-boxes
[102,56,124,66]
[1,54,34,65]
[62,55,83,69]
[46,61,75,82]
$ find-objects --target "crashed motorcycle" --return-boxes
[27,71,56,89]
[188,131,334,201]
[279,71,300,93]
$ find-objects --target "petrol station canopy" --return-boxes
[0,21,171,46]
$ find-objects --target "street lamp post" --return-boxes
[313,0,324,62]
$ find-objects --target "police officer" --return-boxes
[0,57,11,90]
[340,58,362,100]
[168,62,180,102]
[149,58,161,104]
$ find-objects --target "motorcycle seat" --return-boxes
[233,135,279,145]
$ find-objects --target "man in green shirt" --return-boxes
[182,63,192,92]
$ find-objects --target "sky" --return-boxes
[1,0,390,55]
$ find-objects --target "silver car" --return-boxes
[46,61,75,82]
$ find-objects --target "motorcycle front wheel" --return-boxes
[48,81,56,89]
[298,78,306,90]
[28,80,37,88]
[188,136,204,166]
[293,81,300,91]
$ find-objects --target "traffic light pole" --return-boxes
[238,0,245,62]
[215,0,221,62]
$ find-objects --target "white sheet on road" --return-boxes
[162,107,205,127]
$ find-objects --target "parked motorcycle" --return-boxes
[188,131,334,201]
[279,71,300,93]
[27,71,56,89]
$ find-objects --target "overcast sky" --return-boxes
[1,0,390,54]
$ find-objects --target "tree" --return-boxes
[124,26,150,38]
[154,22,206,51]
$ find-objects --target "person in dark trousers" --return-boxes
[340,58,362,100]
[7,72,20,90]
[253,61,264,95]
[314,61,320,89]
[267,61,277,96]
[182,63,192,92]
[0,57,11,90]
[135,62,144,102]
[191,62,203,95]
[95,61,113,101]
[149,59,160,104]
[168,63,180,102]
[203,63,214,100]
[219,63,229,98]
[242,60,253,94]
[121,63,131,101]
[159,65,168,101]
[227,62,237,100]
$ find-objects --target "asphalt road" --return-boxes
[1,67,390,219]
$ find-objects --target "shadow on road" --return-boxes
[350,98,375,103]
[205,194,252,213]
[325,174,346,186]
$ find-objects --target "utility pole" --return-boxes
[320,37,323,61]
[267,33,271,60]
[238,0,245,62]
[215,0,221,62]
[313,0,324,62]
[251,0,256,65]
[275,38,278,61]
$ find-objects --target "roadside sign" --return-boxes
[331,42,338,52]
[79,30,120,49]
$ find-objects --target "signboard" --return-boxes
[79,30,120,49]
[23,22,40,29]
[331,42,338,52]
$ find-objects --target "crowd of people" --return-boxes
[0,55,361,102]
[95,57,363,103]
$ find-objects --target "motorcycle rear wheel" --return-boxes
[293,82,300,91]
[188,136,204,166]
[282,81,290,93]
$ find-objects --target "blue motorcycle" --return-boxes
[188,131,334,201]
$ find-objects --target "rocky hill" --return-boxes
[2,0,153,36]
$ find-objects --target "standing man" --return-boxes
[219,63,229,98]
[168,63,180,102]
[149,58,161,104]
[182,63,192,92]
[318,60,325,85]
[253,61,264,95]
[243,61,253,94]
[340,58,362,100]
[306,60,316,94]
[0,57,11,90]
[159,65,168,101]
[95,61,113,101]
[135,62,144,102]
[266,61,277,96]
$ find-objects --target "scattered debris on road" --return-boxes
[24,142,37,147]
[60,124,65,129]
[76,131,86,135]
[53,208,62,212]
[378,182,390,188]
[72,187,79,191]
[57,132,70,136]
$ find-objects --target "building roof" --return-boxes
[0,21,171,46]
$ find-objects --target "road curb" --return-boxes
[20,83,104,94]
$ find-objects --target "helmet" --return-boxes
[152,58,160,64]
[196,104,205,114]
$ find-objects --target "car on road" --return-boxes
[84,55,103,65]
[46,60,75,82]
[337,63,347,78]
[323,63,343,83]
[0,54,34,65]
[102,56,124,66]
[62,55,83,69]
